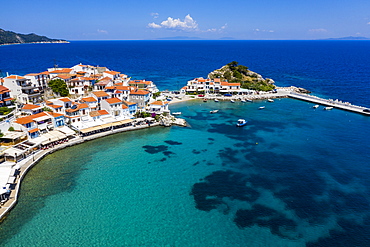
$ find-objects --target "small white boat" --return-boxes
[236,119,247,127]
[313,105,319,109]
[324,107,333,110]
[214,98,219,102]
[246,99,253,102]
[172,112,182,115]
[210,110,219,114]
[231,99,235,103]
[241,99,246,102]
[267,99,274,102]
[259,106,265,110]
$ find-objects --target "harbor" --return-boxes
[288,92,370,116]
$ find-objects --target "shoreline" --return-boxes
[0,41,69,46]
[0,122,162,222]
[1,88,368,222]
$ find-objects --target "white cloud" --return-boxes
[254,28,274,33]
[148,22,161,29]
[97,29,108,34]
[367,22,370,25]
[309,28,328,33]
[148,14,198,31]
[151,12,159,19]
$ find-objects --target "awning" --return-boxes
[48,130,67,140]
[41,133,59,145]
[57,126,75,136]
[7,176,16,184]
[4,147,27,157]
[100,123,112,129]
[34,115,51,122]
[80,126,102,134]
[120,119,134,124]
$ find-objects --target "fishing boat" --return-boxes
[246,99,253,102]
[172,112,182,115]
[324,107,333,110]
[231,99,235,103]
[259,106,265,110]
[214,98,219,102]
[241,99,246,102]
[267,99,274,102]
[236,119,247,127]
[210,110,219,114]
[203,98,208,102]
[313,105,319,109]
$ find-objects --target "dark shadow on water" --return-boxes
[142,145,168,154]
[190,170,259,212]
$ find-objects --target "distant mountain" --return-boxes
[0,28,68,45]
[324,36,370,40]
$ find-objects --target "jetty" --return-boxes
[288,92,370,116]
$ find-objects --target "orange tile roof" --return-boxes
[24,73,40,76]
[48,104,63,109]
[49,112,64,118]
[92,91,109,97]
[104,71,120,75]
[81,97,97,103]
[105,98,121,104]
[28,128,39,133]
[130,90,150,95]
[122,104,128,109]
[49,68,72,74]
[15,112,48,125]
[115,86,130,91]
[98,110,109,115]
[123,101,136,106]
[5,75,26,80]
[151,101,168,106]
[40,71,50,75]
[89,111,100,117]
[221,81,240,86]
[58,97,71,102]
[57,74,72,80]
[22,104,41,110]
[129,80,152,85]
[0,85,10,93]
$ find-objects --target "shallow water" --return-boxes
[0,99,369,246]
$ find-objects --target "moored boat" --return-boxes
[259,106,265,110]
[172,112,182,115]
[267,99,274,102]
[324,107,333,110]
[241,99,246,102]
[236,119,247,127]
[231,99,235,103]
[214,98,219,102]
[313,105,319,109]
[210,110,219,114]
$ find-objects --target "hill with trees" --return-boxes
[0,28,67,45]
[208,61,275,91]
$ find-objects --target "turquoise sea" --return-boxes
[0,41,370,246]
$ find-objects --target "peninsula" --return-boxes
[0,28,68,46]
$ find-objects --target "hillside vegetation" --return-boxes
[0,28,67,45]
[208,61,275,91]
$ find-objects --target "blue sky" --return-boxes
[2,0,370,40]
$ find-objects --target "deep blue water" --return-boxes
[1,40,369,107]
[0,41,369,246]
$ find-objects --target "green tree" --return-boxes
[8,127,14,131]
[48,79,69,97]
[152,92,161,99]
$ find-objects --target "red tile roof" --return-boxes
[105,98,121,104]
[22,104,41,110]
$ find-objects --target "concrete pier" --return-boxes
[288,92,370,116]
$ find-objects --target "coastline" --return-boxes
[0,122,162,222]
[0,41,69,46]
[1,88,368,222]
